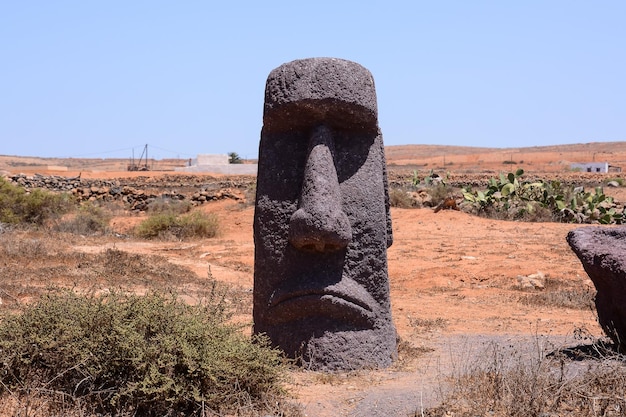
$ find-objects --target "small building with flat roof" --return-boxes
[175,154,257,175]
[570,162,621,173]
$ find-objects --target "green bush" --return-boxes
[135,210,219,239]
[462,170,625,224]
[0,291,290,416]
[0,177,72,225]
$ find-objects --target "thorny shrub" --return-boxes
[0,290,295,416]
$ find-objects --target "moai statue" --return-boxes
[253,57,397,370]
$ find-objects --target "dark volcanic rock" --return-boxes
[253,58,397,370]
[567,226,626,349]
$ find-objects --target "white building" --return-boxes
[570,162,621,173]
[175,154,257,175]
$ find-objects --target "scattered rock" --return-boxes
[517,271,546,289]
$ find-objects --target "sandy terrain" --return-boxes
[2,142,625,415]
[66,199,605,416]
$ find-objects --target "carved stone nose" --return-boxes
[288,125,352,253]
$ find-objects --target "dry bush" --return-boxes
[427,183,456,207]
[518,277,596,310]
[0,177,73,225]
[423,339,626,417]
[0,231,301,416]
[242,182,257,208]
[396,338,434,369]
[135,211,219,240]
[0,231,75,307]
[55,202,111,235]
[0,290,299,417]
[389,187,415,208]
[515,202,559,222]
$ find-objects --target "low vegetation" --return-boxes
[389,187,416,208]
[135,211,219,239]
[518,277,596,310]
[423,337,626,417]
[55,201,111,235]
[462,169,625,224]
[0,290,292,416]
[0,230,299,416]
[389,170,457,209]
[0,177,72,225]
[3,171,626,415]
[391,168,625,224]
[146,197,192,215]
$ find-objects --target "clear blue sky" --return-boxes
[1,1,625,160]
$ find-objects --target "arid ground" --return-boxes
[2,142,626,416]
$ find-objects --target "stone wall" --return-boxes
[5,173,252,211]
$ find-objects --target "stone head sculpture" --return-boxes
[253,57,397,370]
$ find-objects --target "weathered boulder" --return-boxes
[567,226,626,349]
[253,58,397,370]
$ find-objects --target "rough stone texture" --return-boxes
[567,226,626,349]
[253,58,397,370]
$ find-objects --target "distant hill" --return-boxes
[2,141,625,175]
[385,142,626,173]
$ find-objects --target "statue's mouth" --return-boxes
[267,280,378,327]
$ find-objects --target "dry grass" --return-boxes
[0,231,203,307]
[408,316,448,332]
[389,187,416,208]
[54,202,111,235]
[396,338,435,370]
[518,277,596,310]
[422,336,626,417]
[0,229,302,416]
